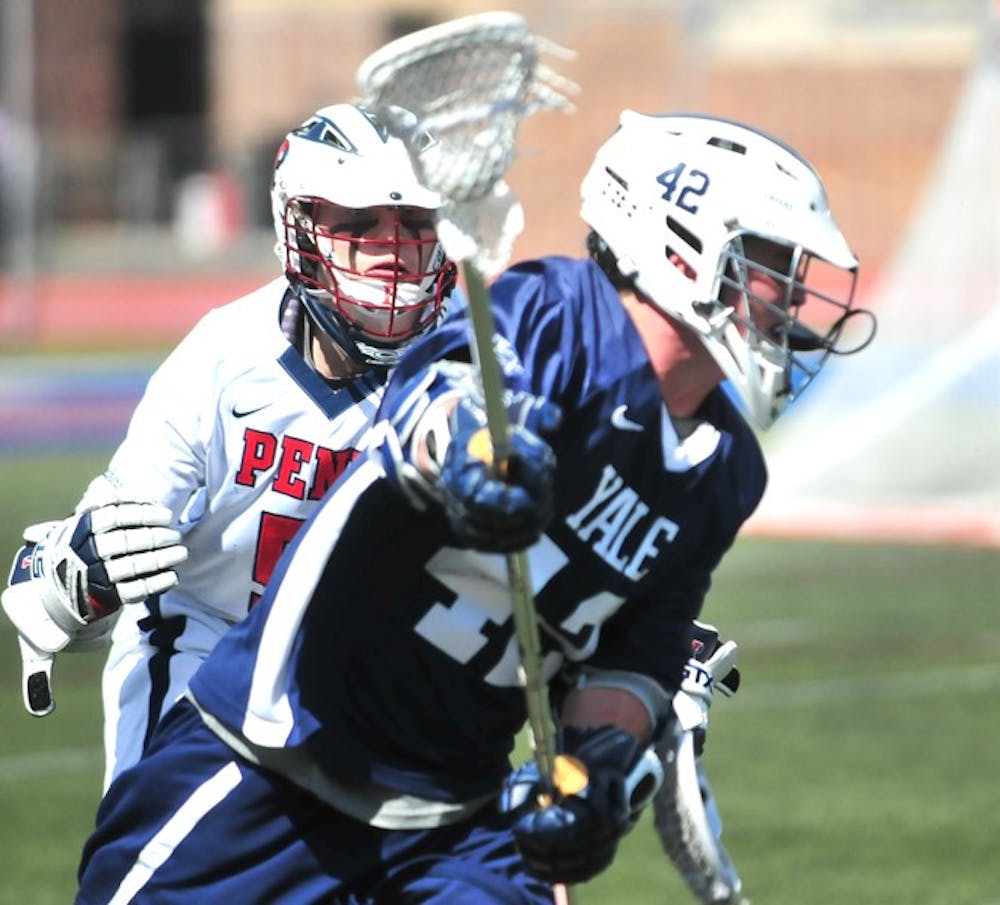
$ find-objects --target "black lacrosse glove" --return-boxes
[439,391,561,552]
[499,726,663,885]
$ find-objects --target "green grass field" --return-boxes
[1,450,998,904]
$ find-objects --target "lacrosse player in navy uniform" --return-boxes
[75,112,874,904]
[1,103,460,788]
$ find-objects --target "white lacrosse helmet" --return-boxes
[580,110,875,428]
[272,103,456,367]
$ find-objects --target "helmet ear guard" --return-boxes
[271,103,456,367]
[581,111,876,428]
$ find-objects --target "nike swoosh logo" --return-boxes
[231,403,271,418]
[611,404,644,433]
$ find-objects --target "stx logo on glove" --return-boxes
[11,546,36,582]
[24,540,55,584]
[682,660,712,691]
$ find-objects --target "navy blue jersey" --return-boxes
[189,256,766,809]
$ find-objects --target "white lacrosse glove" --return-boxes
[1,501,187,716]
[672,620,740,754]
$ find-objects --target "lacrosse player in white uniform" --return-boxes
[1,102,460,789]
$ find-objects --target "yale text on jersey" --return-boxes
[565,464,679,580]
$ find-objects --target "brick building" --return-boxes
[1,0,985,273]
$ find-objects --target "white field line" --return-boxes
[723,618,826,647]
[0,745,102,782]
[736,662,1000,709]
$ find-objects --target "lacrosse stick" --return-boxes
[357,12,576,800]
[653,727,749,905]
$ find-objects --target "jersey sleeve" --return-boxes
[584,577,706,701]
[78,313,222,521]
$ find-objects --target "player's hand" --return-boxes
[1,501,187,716]
[499,726,664,885]
[672,620,740,755]
[439,391,561,552]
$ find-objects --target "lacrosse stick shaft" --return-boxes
[356,0,576,824]
[462,263,559,793]
[462,264,512,459]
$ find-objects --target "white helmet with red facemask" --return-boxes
[272,103,456,367]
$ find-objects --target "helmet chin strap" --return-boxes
[771,321,828,352]
[291,278,426,370]
[291,279,380,370]
[298,312,360,382]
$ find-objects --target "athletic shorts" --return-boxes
[76,700,554,905]
[102,596,233,790]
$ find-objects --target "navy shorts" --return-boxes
[76,700,553,904]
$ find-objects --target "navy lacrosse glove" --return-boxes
[439,392,561,553]
[500,726,663,885]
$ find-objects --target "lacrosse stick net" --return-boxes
[357,11,575,206]
[357,12,576,798]
[654,727,750,905]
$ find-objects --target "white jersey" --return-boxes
[97,277,388,786]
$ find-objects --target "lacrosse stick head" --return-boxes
[356,13,576,275]
[653,726,749,905]
[357,12,574,203]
